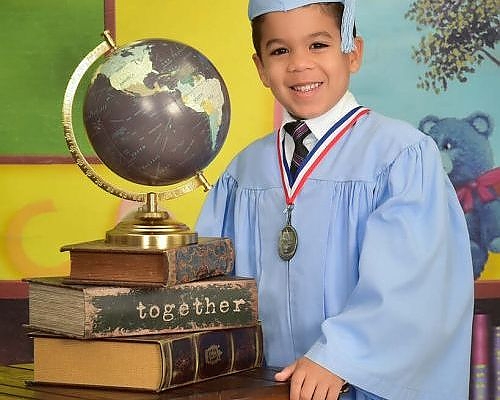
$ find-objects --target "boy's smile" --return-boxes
[252,4,363,120]
[291,82,322,93]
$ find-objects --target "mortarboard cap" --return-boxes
[248,0,356,53]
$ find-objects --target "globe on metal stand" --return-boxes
[62,31,230,250]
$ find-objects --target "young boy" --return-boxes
[196,1,474,399]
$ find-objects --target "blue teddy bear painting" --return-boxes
[419,112,500,279]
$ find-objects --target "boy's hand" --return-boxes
[275,357,345,400]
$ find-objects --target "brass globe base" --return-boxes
[105,209,198,249]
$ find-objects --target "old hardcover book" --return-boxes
[26,276,258,339]
[60,237,234,286]
[470,313,490,400]
[32,324,263,392]
[493,325,500,399]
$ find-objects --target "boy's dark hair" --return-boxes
[251,2,357,58]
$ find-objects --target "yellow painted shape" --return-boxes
[479,252,500,281]
[0,165,121,279]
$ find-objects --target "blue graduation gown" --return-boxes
[196,111,474,399]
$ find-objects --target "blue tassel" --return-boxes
[341,0,356,53]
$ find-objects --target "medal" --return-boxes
[279,205,298,261]
[276,106,370,262]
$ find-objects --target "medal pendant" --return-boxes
[279,223,298,261]
[278,204,297,261]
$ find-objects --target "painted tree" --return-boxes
[405,0,499,93]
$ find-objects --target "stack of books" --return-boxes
[25,237,263,392]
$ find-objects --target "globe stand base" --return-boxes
[105,192,198,249]
[105,210,198,249]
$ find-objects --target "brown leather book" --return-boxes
[31,324,263,392]
[60,237,234,286]
[25,276,258,339]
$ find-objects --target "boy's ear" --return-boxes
[252,53,271,88]
[348,36,364,73]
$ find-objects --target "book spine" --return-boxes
[84,279,258,338]
[160,324,263,391]
[494,325,500,399]
[470,313,490,400]
[168,238,235,285]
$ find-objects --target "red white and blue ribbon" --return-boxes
[277,106,370,206]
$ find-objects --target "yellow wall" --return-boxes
[1,165,116,279]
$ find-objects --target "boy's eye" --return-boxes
[310,42,329,50]
[269,47,288,56]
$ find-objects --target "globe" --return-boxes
[83,38,230,186]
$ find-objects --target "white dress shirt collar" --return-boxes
[280,91,360,141]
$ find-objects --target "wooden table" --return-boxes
[0,364,290,399]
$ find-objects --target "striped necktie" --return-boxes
[284,120,311,180]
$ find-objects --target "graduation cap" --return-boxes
[248,0,356,53]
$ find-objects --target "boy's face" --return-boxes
[252,4,363,120]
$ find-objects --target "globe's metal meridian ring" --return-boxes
[62,31,212,205]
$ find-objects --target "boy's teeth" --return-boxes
[293,83,320,92]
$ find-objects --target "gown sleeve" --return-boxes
[305,136,474,399]
[195,171,237,240]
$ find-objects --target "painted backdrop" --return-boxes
[351,0,499,279]
[0,1,498,281]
